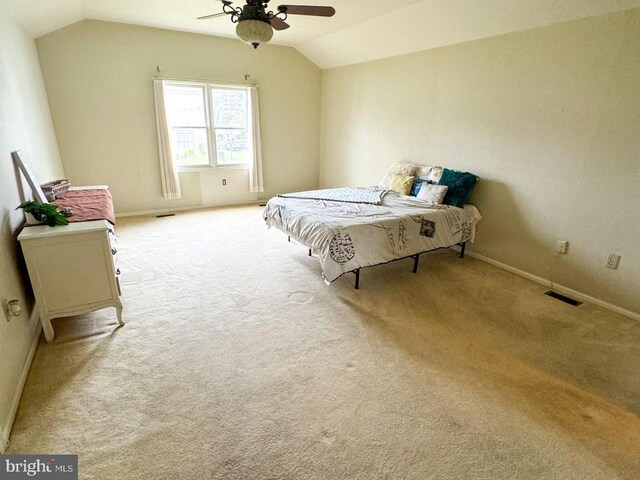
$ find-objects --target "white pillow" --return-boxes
[379,162,417,188]
[417,183,448,204]
[414,165,434,179]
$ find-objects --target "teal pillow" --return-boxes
[410,177,432,196]
[438,168,478,208]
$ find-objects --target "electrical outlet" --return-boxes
[606,253,620,269]
[557,241,568,254]
[222,179,227,186]
[3,299,22,321]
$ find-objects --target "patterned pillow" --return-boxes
[410,177,431,196]
[427,166,444,184]
[416,183,448,204]
[437,168,478,208]
[414,165,434,179]
[389,174,414,195]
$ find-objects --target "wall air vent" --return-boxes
[544,290,583,306]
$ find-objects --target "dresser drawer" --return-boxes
[108,226,117,254]
[22,230,117,313]
[108,226,119,270]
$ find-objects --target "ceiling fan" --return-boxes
[198,0,336,49]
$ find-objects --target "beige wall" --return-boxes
[0,8,64,447]
[36,20,322,214]
[320,10,640,314]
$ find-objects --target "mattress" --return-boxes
[264,189,482,283]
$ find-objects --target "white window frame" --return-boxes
[164,80,252,171]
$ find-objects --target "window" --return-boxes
[163,82,253,169]
[154,79,263,199]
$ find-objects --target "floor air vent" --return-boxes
[544,291,583,306]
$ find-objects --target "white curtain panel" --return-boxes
[249,86,264,193]
[153,80,181,200]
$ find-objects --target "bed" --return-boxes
[263,186,482,288]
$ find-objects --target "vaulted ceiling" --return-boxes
[3,0,640,69]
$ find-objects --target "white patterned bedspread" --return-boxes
[278,186,388,205]
[264,190,482,284]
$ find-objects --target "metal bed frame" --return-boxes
[288,235,467,289]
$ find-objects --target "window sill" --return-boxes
[178,164,249,173]
[215,164,250,170]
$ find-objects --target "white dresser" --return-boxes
[18,220,123,342]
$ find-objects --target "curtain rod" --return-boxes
[151,74,257,87]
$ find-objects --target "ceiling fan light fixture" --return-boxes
[236,19,273,49]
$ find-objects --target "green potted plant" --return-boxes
[17,201,73,227]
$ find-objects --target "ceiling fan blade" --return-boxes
[277,5,336,17]
[270,16,290,31]
[197,12,227,20]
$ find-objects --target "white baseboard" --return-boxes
[115,200,264,218]
[1,306,41,453]
[459,248,640,322]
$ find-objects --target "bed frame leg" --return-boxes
[354,269,360,289]
[460,241,467,259]
[413,254,420,273]
[308,248,312,257]
[288,235,291,242]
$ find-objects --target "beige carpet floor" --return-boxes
[8,205,640,479]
